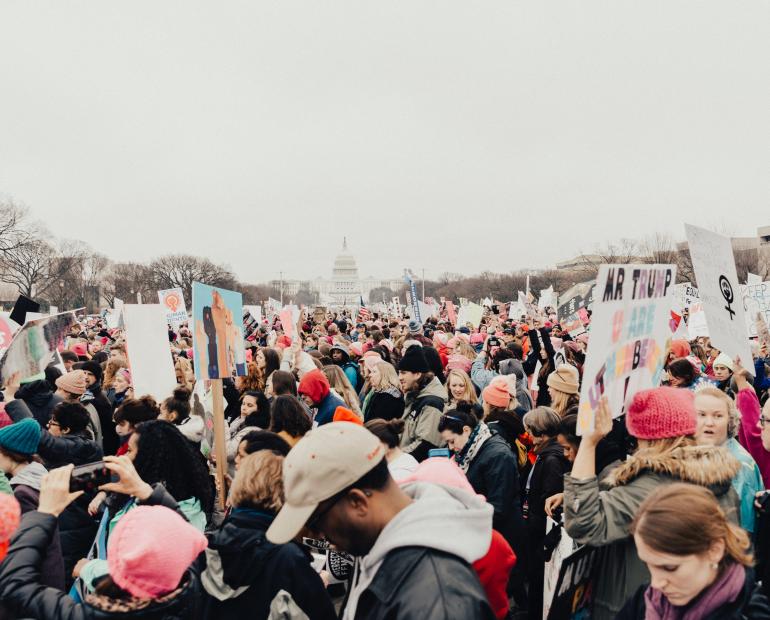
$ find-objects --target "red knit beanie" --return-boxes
[626,387,696,440]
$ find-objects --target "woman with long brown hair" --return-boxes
[618,483,769,618]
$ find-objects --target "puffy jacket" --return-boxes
[0,512,202,620]
[563,444,741,620]
[399,377,447,461]
[9,380,62,426]
[198,508,336,619]
[362,389,404,422]
[616,567,770,620]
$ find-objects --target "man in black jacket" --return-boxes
[267,422,496,620]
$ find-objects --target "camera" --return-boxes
[69,461,111,493]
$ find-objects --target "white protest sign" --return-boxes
[741,282,770,339]
[244,305,262,324]
[685,224,753,373]
[687,302,709,339]
[123,304,178,401]
[748,273,762,285]
[670,283,699,313]
[158,288,188,324]
[577,264,676,435]
[539,286,556,310]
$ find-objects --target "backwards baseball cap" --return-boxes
[266,422,386,544]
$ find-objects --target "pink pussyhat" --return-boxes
[399,457,477,495]
[108,505,207,598]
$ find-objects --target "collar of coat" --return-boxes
[605,444,740,489]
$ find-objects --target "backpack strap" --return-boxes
[408,395,445,420]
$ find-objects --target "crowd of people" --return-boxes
[2,306,770,619]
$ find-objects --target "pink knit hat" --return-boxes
[399,457,475,494]
[108,505,207,598]
[470,333,484,345]
[482,381,511,408]
[0,494,20,561]
[363,351,384,372]
[626,387,697,440]
[55,370,88,396]
[349,342,363,357]
[446,354,472,374]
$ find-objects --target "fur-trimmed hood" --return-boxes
[606,444,741,493]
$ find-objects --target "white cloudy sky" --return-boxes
[1,1,768,283]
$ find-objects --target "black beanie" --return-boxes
[398,345,430,373]
[81,360,103,384]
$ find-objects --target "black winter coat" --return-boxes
[525,440,570,539]
[0,492,203,620]
[85,386,119,456]
[37,428,103,586]
[616,567,770,620]
[198,509,336,620]
[351,546,496,620]
[7,382,62,427]
[363,390,404,422]
[465,434,526,557]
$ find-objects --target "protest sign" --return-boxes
[686,302,709,339]
[757,312,770,351]
[670,283,699,314]
[279,305,301,341]
[561,312,587,337]
[445,300,457,325]
[392,296,402,318]
[741,282,770,339]
[748,273,762,285]
[123,304,177,401]
[577,264,676,434]
[191,282,247,381]
[158,288,188,324]
[404,271,421,322]
[685,224,753,372]
[557,281,595,322]
[546,545,598,620]
[0,314,17,353]
[543,521,578,620]
[539,286,556,310]
[9,295,41,326]
[0,311,76,384]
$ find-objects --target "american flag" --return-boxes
[357,296,371,322]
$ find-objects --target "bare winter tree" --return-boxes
[149,254,236,305]
[102,262,155,307]
[0,200,35,256]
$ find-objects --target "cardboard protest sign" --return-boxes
[9,295,41,326]
[577,264,676,434]
[158,288,188,324]
[546,545,599,620]
[192,282,247,380]
[741,282,770,339]
[0,311,76,384]
[685,224,753,372]
[123,304,177,401]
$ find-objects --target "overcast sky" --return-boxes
[1,2,768,283]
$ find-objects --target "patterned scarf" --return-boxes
[453,422,493,473]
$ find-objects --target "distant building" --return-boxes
[271,238,403,306]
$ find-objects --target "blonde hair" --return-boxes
[229,451,284,513]
[372,362,401,392]
[631,483,752,567]
[550,389,579,418]
[455,340,476,362]
[322,365,361,415]
[446,369,476,406]
[694,387,740,439]
[175,357,195,391]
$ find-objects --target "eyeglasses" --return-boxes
[47,420,60,428]
[306,486,372,532]
[760,416,770,428]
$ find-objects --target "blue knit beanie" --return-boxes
[0,419,41,456]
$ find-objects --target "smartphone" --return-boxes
[487,337,500,348]
[70,461,111,493]
[428,448,452,458]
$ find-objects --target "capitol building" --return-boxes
[271,239,403,306]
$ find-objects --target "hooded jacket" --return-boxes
[0,511,202,620]
[362,387,404,423]
[399,377,447,461]
[563,444,741,620]
[9,380,62,426]
[343,482,496,620]
[10,462,66,590]
[498,359,534,412]
[298,370,346,426]
[198,508,336,620]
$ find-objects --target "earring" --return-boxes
[710,562,718,570]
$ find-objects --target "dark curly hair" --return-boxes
[270,395,311,438]
[51,402,90,433]
[132,420,214,513]
[113,396,160,426]
[241,390,271,430]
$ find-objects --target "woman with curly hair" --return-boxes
[236,361,265,393]
[77,420,213,591]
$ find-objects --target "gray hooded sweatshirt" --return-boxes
[342,481,493,620]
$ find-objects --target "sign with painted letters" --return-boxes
[577,264,676,434]
[741,282,770,339]
[685,224,753,374]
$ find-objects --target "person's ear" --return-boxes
[706,539,725,566]
[346,489,372,517]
